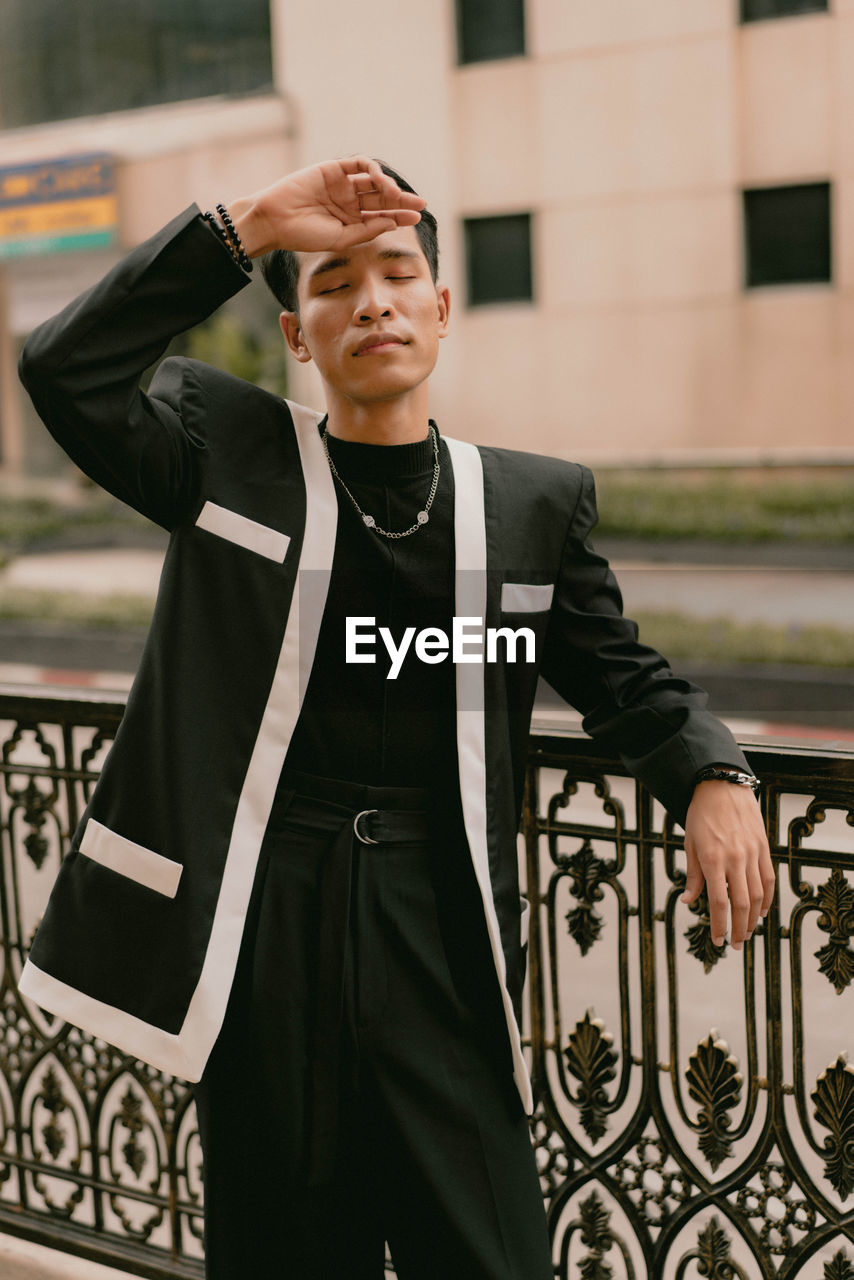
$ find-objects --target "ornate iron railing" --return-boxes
[0,687,852,1277]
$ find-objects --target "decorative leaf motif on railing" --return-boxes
[39,1064,68,1160]
[689,1216,749,1280]
[21,778,51,869]
[565,1011,618,1143]
[119,1085,147,1178]
[812,1055,854,1199]
[565,842,606,955]
[684,887,727,972]
[686,1032,742,1171]
[814,869,854,994]
[577,1190,615,1280]
[3,723,60,871]
[825,1249,854,1280]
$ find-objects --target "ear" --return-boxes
[280,311,312,364]
[436,285,451,339]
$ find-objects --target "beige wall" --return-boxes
[273,0,853,462]
[3,1,853,469]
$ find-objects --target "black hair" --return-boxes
[260,161,438,313]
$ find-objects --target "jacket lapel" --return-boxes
[444,435,533,1114]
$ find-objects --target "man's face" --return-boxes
[279,227,450,408]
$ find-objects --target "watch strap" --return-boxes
[694,765,760,794]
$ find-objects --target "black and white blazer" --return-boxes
[17,208,749,1113]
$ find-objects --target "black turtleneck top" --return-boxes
[284,425,459,791]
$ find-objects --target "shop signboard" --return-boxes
[0,153,117,259]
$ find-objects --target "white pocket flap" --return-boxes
[501,582,554,612]
[80,819,183,899]
[195,502,290,563]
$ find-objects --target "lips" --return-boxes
[353,332,409,356]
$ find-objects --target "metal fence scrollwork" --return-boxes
[524,726,854,1279]
[0,688,852,1278]
[0,688,204,1278]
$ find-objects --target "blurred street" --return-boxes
[0,541,851,736]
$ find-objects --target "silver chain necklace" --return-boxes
[321,424,441,539]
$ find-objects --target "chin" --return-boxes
[344,372,428,403]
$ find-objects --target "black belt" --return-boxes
[276,772,432,1186]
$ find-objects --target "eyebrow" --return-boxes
[308,247,422,283]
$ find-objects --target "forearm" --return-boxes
[19,206,249,525]
[542,465,749,823]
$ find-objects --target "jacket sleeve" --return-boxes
[540,464,750,824]
[17,205,251,530]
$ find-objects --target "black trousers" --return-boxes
[195,771,553,1279]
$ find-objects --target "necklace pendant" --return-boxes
[362,514,376,529]
[416,510,429,525]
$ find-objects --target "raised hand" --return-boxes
[226,156,426,259]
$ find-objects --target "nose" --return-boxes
[353,275,394,323]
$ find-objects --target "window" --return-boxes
[456,0,525,65]
[0,0,273,130]
[743,183,831,288]
[464,214,533,306]
[740,0,828,22]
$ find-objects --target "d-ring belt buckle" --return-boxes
[353,809,380,845]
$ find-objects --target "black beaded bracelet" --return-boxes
[203,208,253,274]
[216,203,253,272]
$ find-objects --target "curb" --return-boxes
[0,1234,139,1280]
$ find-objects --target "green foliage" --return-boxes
[635,610,854,669]
[0,587,154,630]
[595,470,854,543]
[182,313,288,397]
[0,495,147,558]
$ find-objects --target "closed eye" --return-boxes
[319,275,415,295]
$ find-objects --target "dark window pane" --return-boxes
[465,214,533,306]
[456,0,525,65]
[741,0,827,21]
[0,0,272,129]
[743,183,831,287]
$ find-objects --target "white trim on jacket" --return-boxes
[20,401,335,1081]
[444,435,533,1115]
[21,417,533,1116]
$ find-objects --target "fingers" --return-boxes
[727,870,751,951]
[679,842,705,906]
[681,780,777,953]
[341,158,427,220]
[705,867,731,950]
[745,859,765,937]
[360,208,423,224]
[759,841,776,917]
[334,209,422,250]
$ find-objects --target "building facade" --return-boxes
[0,0,851,476]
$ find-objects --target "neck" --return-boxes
[323,384,431,444]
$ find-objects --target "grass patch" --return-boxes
[0,494,148,558]
[0,588,154,630]
[595,469,854,543]
[635,610,854,669]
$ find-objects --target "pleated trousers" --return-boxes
[195,770,553,1280]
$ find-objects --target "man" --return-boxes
[18,158,774,1279]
